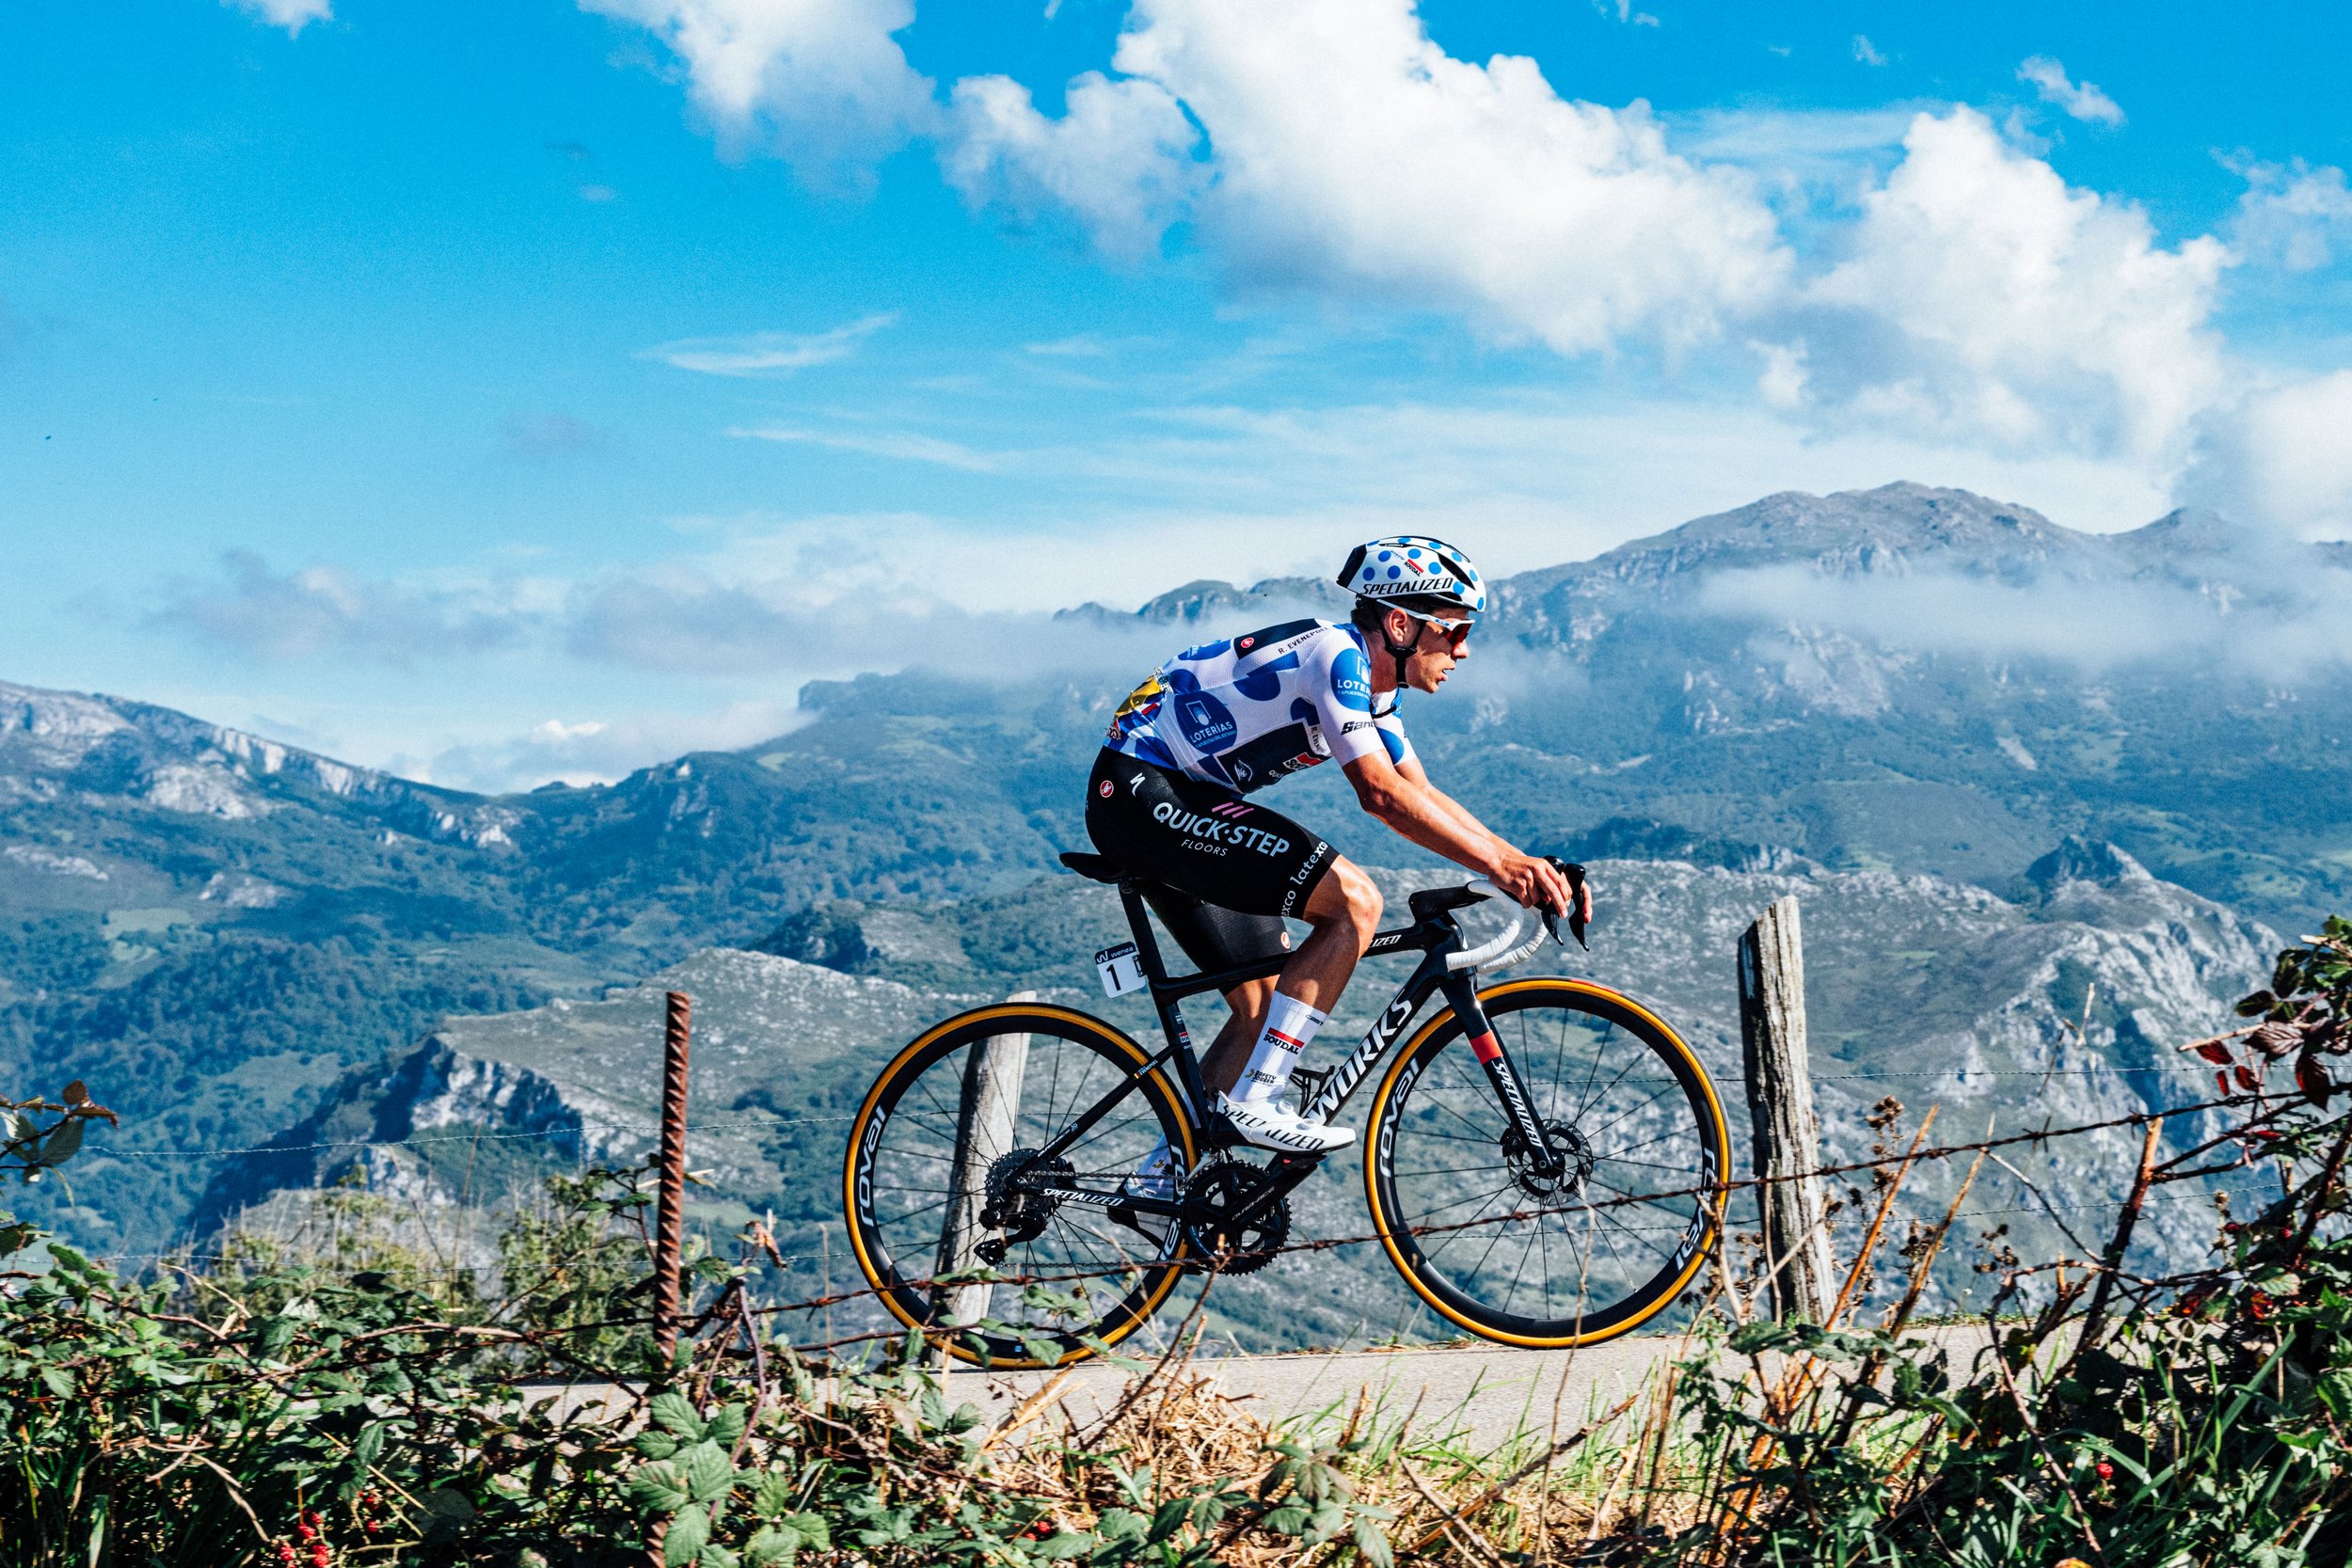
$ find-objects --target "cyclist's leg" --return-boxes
[1136,890,1281,1091]
[1216,858,1379,1126]
[1271,856,1382,1015]
[1085,750,1349,1116]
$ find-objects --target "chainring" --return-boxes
[1180,1159,1291,1275]
[975,1148,1074,1265]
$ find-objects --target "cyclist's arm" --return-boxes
[1341,752,1574,914]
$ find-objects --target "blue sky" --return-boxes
[4,0,2349,789]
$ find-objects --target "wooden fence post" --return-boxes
[933,991,1039,1344]
[1739,897,1836,1323]
[652,990,691,1360]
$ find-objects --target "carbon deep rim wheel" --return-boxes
[1363,979,1729,1347]
[843,1004,1196,1368]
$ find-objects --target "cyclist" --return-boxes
[1085,536,1585,1167]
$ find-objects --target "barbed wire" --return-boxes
[87,1111,857,1162]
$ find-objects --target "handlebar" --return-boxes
[1439,862,1590,974]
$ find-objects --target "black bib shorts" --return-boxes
[1083,748,1338,974]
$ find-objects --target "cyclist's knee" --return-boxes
[1315,859,1381,939]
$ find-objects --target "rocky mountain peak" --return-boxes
[2023,837,2155,892]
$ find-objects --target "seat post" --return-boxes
[1119,878,1213,1117]
[1117,879,1175,984]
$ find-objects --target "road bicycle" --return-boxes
[842,852,1730,1367]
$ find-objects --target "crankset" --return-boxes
[1180,1157,1293,1275]
[975,1148,1074,1265]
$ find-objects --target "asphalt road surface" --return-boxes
[942,1324,2000,1450]
[526,1324,2001,1453]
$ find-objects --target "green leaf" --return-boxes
[1263,1504,1311,1536]
[1096,1508,1148,1543]
[1353,1514,1395,1568]
[749,1472,799,1518]
[40,1368,73,1399]
[743,1527,800,1568]
[780,1513,829,1551]
[703,1403,748,1449]
[680,1440,736,1504]
[662,1508,710,1566]
[696,1546,739,1568]
[1032,1531,1092,1560]
[649,1391,707,1440]
[40,1117,83,1166]
[353,1422,385,1470]
[628,1463,692,1516]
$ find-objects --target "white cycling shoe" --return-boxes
[1214,1091,1357,1154]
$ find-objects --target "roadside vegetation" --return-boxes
[4,920,2347,1565]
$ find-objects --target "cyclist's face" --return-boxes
[1405,612,1470,691]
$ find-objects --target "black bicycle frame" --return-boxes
[1018,875,1564,1216]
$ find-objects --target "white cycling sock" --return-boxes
[1231,991,1329,1106]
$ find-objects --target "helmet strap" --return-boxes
[1373,616,1418,719]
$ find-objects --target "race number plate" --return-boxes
[1096,942,1146,997]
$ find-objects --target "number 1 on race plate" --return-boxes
[1095,942,1146,997]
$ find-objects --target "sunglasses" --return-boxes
[1411,613,1473,652]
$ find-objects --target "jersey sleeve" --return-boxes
[1373,707,1416,770]
[1305,629,1391,768]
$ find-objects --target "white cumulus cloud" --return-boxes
[944,71,1205,262]
[2016,55,2125,126]
[2229,159,2352,273]
[2184,372,2352,542]
[978,0,1792,355]
[1788,108,2227,464]
[580,0,936,174]
[227,0,330,35]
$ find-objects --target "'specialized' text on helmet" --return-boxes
[1337,536,1487,617]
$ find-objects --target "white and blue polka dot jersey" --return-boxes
[1104,618,1415,794]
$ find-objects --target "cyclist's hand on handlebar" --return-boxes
[1489,851,1574,917]
[1545,855,1593,948]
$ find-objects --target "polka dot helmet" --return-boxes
[1336,536,1487,617]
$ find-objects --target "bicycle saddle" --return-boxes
[1057,851,1125,884]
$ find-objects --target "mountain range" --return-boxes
[3,481,2344,1269]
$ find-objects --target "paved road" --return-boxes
[943,1324,2000,1451]
[526,1325,2000,1452]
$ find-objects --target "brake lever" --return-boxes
[1544,857,1590,949]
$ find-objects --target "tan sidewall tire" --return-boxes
[842,1003,1197,1368]
[1360,977,1730,1348]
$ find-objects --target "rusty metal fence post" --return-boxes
[652,990,691,1360]
[1739,896,1836,1323]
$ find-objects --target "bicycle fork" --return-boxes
[1439,974,1565,1180]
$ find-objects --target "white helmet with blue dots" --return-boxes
[1337,536,1486,616]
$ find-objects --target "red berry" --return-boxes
[2095,1461,2113,1480]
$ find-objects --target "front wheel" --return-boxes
[1362,978,1729,1347]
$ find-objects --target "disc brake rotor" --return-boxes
[1503,1119,1595,1201]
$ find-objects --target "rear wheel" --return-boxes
[843,1004,1195,1368]
[1362,979,1728,1346]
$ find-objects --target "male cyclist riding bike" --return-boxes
[1085,536,1591,1172]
